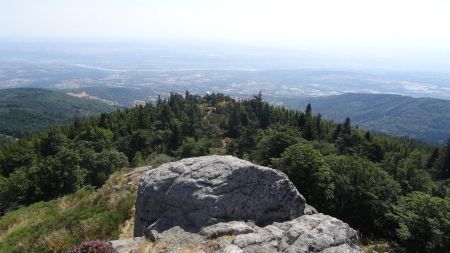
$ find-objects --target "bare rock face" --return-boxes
[113,215,362,253]
[228,214,361,253]
[134,155,306,236]
[122,155,364,253]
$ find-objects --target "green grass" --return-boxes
[0,168,137,253]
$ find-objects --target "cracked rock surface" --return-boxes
[134,155,305,235]
[126,155,363,253]
[228,214,361,253]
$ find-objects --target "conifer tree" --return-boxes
[297,113,306,129]
[304,121,315,141]
[364,131,372,141]
[343,117,351,134]
[426,147,439,169]
[440,139,450,178]
[316,113,322,139]
[333,124,342,140]
[305,103,312,118]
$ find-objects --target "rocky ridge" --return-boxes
[111,155,363,253]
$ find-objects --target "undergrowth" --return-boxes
[0,168,137,253]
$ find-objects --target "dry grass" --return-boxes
[40,229,71,253]
[119,213,136,239]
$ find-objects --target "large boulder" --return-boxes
[134,156,306,236]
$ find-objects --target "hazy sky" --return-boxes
[1,0,450,52]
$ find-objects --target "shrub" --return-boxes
[386,192,450,252]
[273,143,334,210]
[324,155,401,234]
[67,240,116,253]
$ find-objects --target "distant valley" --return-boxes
[284,93,450,143]
[0,88,116,144]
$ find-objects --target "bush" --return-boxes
[324,155,401,235]
[67,240,116,253]
[274,143,334,210]
[386,192,450,253]
[176,137,209,158]
[144,153,174,168]
[254,126,303,166]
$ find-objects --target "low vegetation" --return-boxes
[0,168,137,253]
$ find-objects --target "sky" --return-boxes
[1,0,450,58]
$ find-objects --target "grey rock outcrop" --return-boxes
[119,155,363,253]
[229,214,361,253]
[113,215,362,253]
[134,155,305,235]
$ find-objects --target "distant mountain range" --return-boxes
[0,88,115,143]
[283,93,450,143]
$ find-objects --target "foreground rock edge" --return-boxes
[110,214,362,253]
[113,155,363,253]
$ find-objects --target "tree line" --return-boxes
[0,91,449,252]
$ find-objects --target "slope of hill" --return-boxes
[0,168,138,252]
[283,93,450,143]
[0,88,116,139]
[0,92,448,252]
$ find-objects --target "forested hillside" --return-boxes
[0,88,115,141]
[283,93,450,143]
[0,92,449,252]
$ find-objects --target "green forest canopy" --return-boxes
[0,91,449,252]
[0,88,115,140]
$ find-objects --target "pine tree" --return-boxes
[364,131,372,142]
[333,124,342,140]
[304,121,315,141]
[228,103,242,138]
[260,103,270,129]
[297,113,306,129]
[426,148,439,169]
[316,114,322,139]
[305,103,312,118]
[343,117,351,134]
[440,139,450,178]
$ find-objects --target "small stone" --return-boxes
[143,227,157,242]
